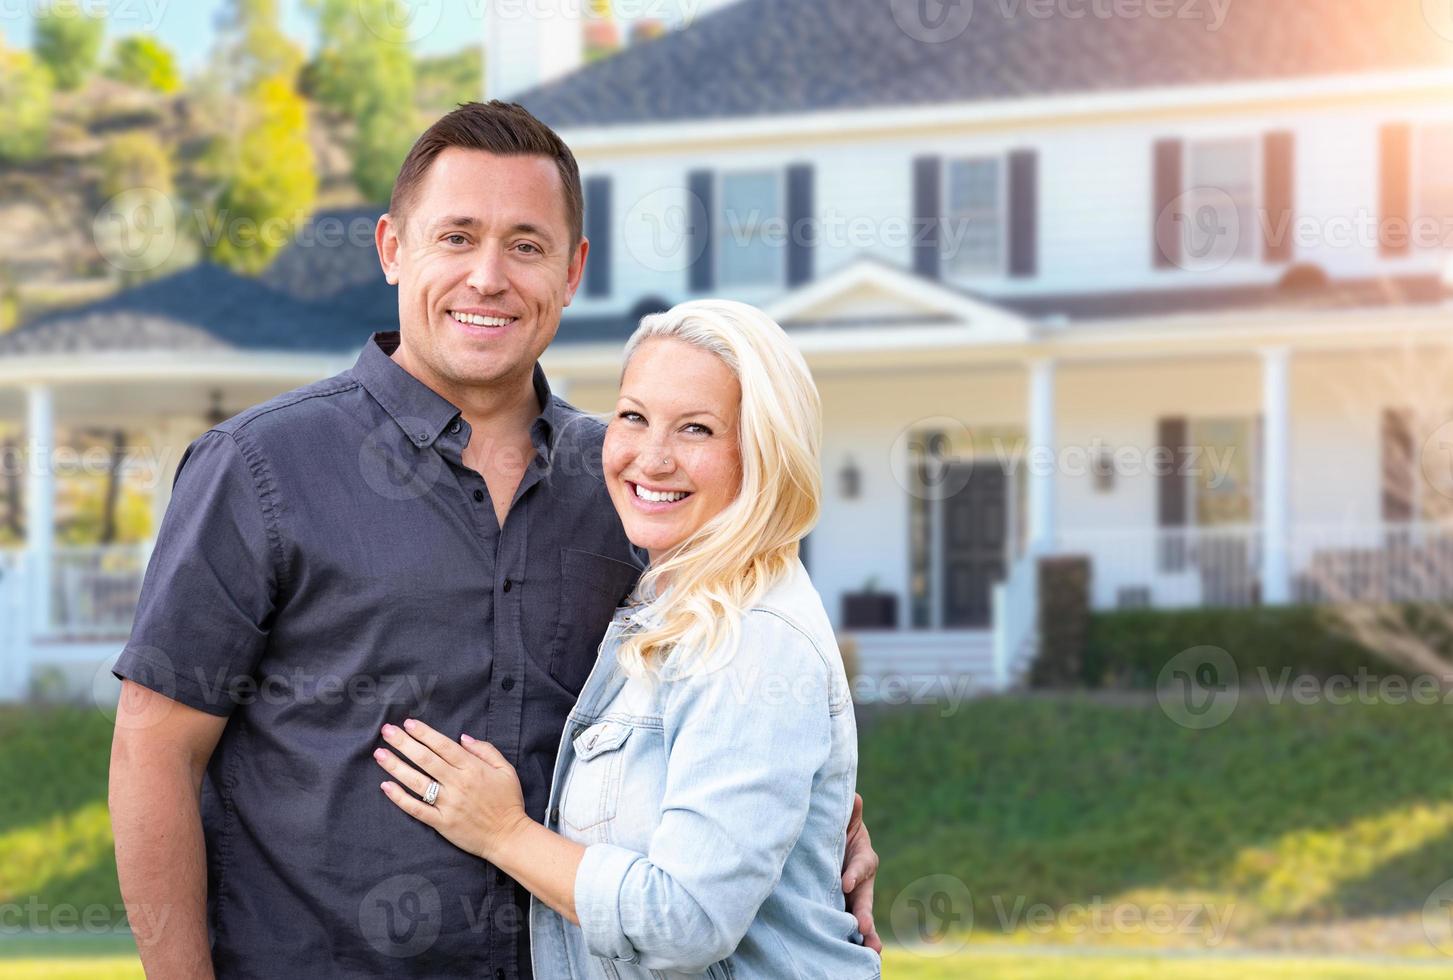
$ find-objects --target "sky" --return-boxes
[0,0,735,71]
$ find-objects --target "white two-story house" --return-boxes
[2,0,1452,697]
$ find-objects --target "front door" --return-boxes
[940,463,1008,628]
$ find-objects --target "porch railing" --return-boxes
[1055,524,1262,611]
[1290,521,1453,604]
[991,550,1039,687]
[49,543,149,637]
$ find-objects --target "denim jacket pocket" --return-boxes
[550,550,642,695]
[561,720,634,835]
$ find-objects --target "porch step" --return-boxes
[844,630,1001,696]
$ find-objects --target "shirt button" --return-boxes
[502,578,513,593]
[473,489,485,503]
[495,969,506,980]
[501,676,514,691]
[495,867,507,885]
[450,419,461,435]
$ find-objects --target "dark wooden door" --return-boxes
[941,463,1008,628]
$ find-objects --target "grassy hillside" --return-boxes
[6,695,1453,968]
[859,694,1453,955]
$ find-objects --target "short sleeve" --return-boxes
[112,429,279,716]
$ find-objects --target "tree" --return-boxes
[305,0,417,202]
[205,75,317,274]
[107,35,181,94]
[213,0,304,93]
[0,46,53,162]
[33,0,105,91]
[202,0,316,274]
[99,132,174,200]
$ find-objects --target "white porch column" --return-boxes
[1260,347,1292,605]
[1027,358,1056,553]
[26,383,55,637]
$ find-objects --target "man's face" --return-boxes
[376,148,587,389]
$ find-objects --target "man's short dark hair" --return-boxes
[389,101,584,246]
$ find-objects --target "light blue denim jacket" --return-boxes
[529,558,882,979]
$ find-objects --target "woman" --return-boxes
[371,300,881,978]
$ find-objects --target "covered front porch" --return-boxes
[0,349,353,700]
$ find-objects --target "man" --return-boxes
[108,101,880,979]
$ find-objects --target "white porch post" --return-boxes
[1027,357,1056,553]
[26,383,56,640]
[1260,347,1292,605]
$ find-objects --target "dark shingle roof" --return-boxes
[0,264,386,358]
[519,0,1453,127]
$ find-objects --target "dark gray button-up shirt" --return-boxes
[114,331,642,979]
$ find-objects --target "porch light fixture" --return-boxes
[839,455,862,500]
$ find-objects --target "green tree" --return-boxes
[306,0,417,202]
[206,76,317,274]
[213,0,304,92]
[33,0,105,91]
[202,0,316,274]
[107,35,181,94]
[0,46,54,162]
[99,132,174,199]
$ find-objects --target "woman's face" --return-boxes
[604,338,743,565]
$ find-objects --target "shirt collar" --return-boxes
[352,331,562,457]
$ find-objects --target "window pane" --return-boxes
[1185,138,1256,265]
[1189,417,1255,526]
[944,157,1001,276]
[719,170,781,287]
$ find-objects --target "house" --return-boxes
[2,0,1453,700]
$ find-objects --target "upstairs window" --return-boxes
[718,170,783,288]
[943,156,1004,278]
[1183,137,1259,267]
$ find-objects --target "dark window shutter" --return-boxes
[912,155,942,279]
[786,163,815,287]
[1380,123,1412,258]
[1157,417,1189,527]
[688,169,714,292]
[1382,407,1414,522]
[1262,131,1294,264]
[583,176,611,298]
[1156,416,1189,572]
[1152,139,1183,269]
[1007,149,1038,278]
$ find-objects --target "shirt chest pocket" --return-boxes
[560,720,633,838]
[550,549,641,695]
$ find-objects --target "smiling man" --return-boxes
[107,101,880,980]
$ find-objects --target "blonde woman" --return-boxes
[372,299,882,978]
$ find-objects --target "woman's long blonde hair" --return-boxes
[614,299,822,678]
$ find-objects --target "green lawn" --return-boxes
[6,695,1453,961]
